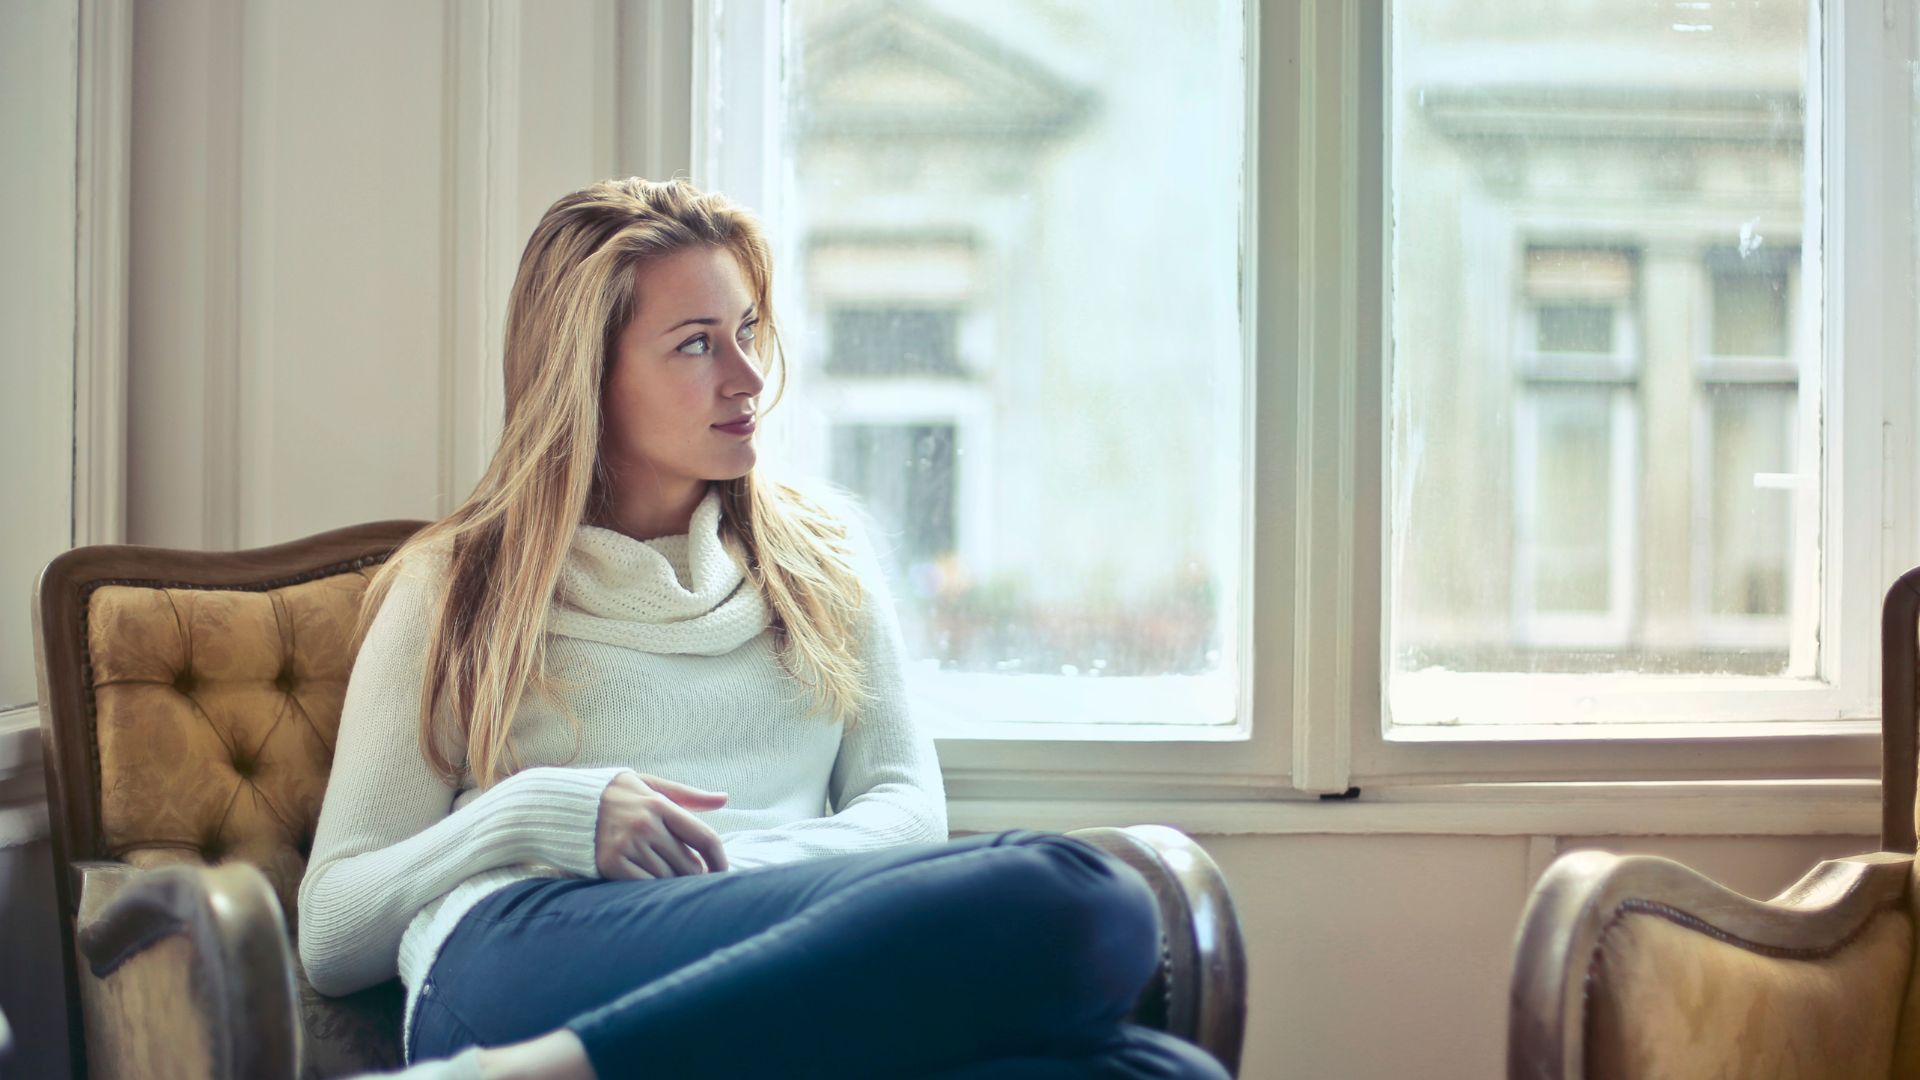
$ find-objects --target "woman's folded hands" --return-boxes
[593,771,732,880]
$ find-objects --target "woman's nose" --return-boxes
[725,338,766,395]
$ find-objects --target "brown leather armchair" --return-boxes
[1506,566,1920,1079]
[34,522,1249,1079]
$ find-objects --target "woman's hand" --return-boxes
[594,771,731,880]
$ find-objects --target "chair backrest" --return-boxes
[1884,566,1920,853]
[33,521,424,1076]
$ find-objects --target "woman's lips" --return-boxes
[713,417,756,435]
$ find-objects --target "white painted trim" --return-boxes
[236,0,278,548]
[616,0,693,181]
[692,0,781,219]
[948,780,1881,838]
[443,0,522,505]
[1288,0,1358,795]
[0,707,41,779]
[72,0,130,547]
[0,805,49,851]
[200,1,243,551]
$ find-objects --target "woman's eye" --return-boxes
[739,321,758,344]
[676,334,710,356]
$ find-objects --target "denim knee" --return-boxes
[987,833,1164,1017]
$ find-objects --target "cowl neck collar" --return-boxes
[548,487,769,655]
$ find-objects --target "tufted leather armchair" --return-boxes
[33,522,1249,1079]
[1507,565,1920,1079]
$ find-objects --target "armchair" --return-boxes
[34,522,1248,1079]
[1507,566,1920,1079]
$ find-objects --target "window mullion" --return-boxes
[1288,0,1374,795]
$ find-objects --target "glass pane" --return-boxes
[1706,385,1795,620]
[1524,390,1614,615]
[1388,1,1817,697]
[778,0,1247,725]
[1710,251,1793,358]
[829,422,959,582]
[826,306,964,377]
[1535,304,1613,356]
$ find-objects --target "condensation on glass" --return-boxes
[775,1,1248,729]
[1387,1,1819,715]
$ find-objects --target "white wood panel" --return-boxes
[0,0,79,709]
[128,0,237,549]
[1200,833,1532,1080]
[238,0,450,545]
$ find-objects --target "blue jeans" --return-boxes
[409,829,1230,1079]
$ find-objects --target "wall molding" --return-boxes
[443,0,522,510]
[235,0,278,549]
[73,0,132,547]
[200,0,244,550]
[618,0,694,182]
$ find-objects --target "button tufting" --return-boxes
[231,755,256,778]
[275,667,297,693]
[172,669,197,694]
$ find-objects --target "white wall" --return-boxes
[1,0,78,710]
[0,3,1900,1078]
[1208,832,1878,1078]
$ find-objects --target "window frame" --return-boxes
[1367,0,1914,784]
[669,0,1916,803]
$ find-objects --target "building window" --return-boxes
[1695,247,1801,652]
[826,306,965,377]
[1512,247,1640,649]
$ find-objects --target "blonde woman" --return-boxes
[302,177,1228,1080]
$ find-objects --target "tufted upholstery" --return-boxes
[88,576,366,921]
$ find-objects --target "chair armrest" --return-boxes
[1068,824,1248,1077]
[1509,849,1913,1080]
[72,860,301,1080]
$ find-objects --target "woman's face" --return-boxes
[600,245,766,511]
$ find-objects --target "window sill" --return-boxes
[1385,716,1880,743]
[946,779,1882,838]
[0,706,40,778]
[0,707,46,850]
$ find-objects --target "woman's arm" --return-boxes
[720,509,948,871]
[296,553,629,997]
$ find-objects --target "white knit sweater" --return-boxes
[294,487,948,1058]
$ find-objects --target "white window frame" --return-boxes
[661,0,1916,809]
[1368,0,1915,784]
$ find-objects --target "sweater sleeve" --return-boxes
[720,505,948,872]
[296,551,630,997]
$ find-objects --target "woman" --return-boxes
[301,176,1229,1080]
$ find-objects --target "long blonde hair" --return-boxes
[354,177,871,790]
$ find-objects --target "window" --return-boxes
[691,0,1913,796]
[718,0,1251,738]
[1384,0,1867,732]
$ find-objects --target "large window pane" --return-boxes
[1388,1,1819,714]
[775,1,1247,730]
